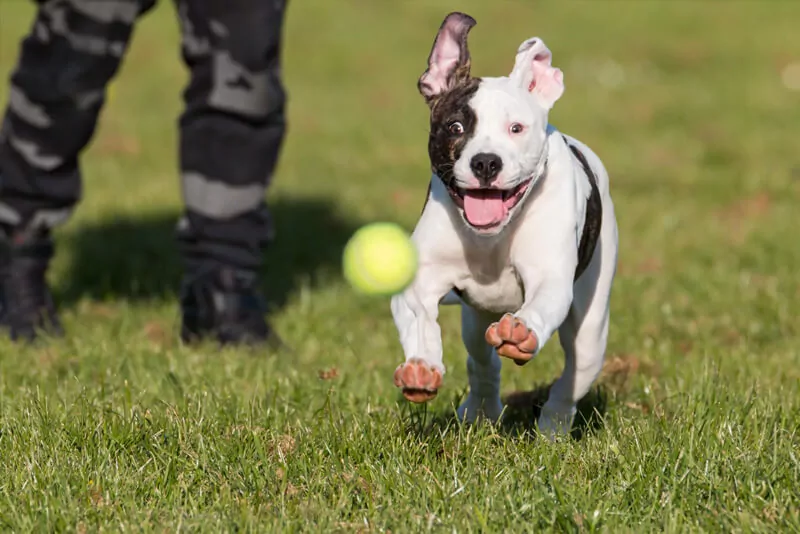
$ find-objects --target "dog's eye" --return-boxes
[448,121,464,135]
[509,123,525,134]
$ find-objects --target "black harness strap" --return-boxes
[564,135,603,282]
[421,181,432,215]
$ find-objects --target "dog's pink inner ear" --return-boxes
[424,37,461,94]
[527,53,551,91]
[419,13,476,99]
[510,38,564,110]
[528,52,564,109]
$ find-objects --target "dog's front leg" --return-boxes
[485,263,578,438]
[485,267,573,367]
[390,266,453,403]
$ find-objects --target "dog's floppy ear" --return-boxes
[418,12,477,103]
[509,37,564,110]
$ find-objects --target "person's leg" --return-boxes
[173,0,288,345]
[0,0,156,341]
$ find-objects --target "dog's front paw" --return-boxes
[393,358,443,403]
[485,313,539,366]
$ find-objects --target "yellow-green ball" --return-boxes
[343,222,418,296]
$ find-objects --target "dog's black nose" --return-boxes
[470,153,503,183]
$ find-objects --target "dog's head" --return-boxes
[419,12,564,235]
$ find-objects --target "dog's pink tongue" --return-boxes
[463,189,506,227]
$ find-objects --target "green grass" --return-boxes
[1,0,800,531]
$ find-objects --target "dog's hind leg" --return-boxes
[439,290,462,306]
[538,223,618,439]
[457,304,504,423]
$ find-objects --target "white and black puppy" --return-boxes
[391,12,618,438]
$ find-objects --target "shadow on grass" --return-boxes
[54,197,361,310]
[403,382,608,442]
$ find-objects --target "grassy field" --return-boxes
[1,0,800,531]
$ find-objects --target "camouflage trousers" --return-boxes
[0,0,288,273]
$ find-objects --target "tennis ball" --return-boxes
[343,222,418,296]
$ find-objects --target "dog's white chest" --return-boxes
[455,265,525,314]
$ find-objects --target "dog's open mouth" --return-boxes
[447,179,531,230]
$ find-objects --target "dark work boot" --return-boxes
[179,266,279,347]
[0,228,63,342]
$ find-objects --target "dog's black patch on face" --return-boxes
[426,78,481,185]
